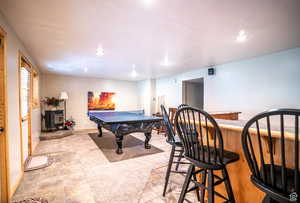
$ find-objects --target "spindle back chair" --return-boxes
[175,107,239,202]
[161,105,176,144]
[178,104,189,109]
[161,105,190,197]
[175,106,225,169]
[241,109,300,203]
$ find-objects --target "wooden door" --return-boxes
[19,55,32,165]
[0,27,9,203]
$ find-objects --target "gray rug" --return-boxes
[88,133,164,162]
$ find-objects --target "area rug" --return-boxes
[88,133,164,162]
[24,155,52,172]
[13,197,48,203]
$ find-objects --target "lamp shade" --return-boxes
[59,91,68,100]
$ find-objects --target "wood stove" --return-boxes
[43,110,64,131]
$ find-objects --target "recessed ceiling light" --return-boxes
[131,64,137,78]
[142,0,155,6]
[236,30,248,43]
[96,45,104,56]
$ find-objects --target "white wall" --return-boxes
[0,12,41,196]
[156,47,300,119]
[41,74,140,129]
[150,79,156,114]
[137,80,151,115]
[137,79,156,115]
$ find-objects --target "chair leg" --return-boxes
[222,167,235,203]
[200,169,207,203]
[163,145,175,196]
[208,170,215,203]
[192,172,201,202]
[178,164,194,203]
[262,195,272,203]
[175,148,183,171]
[262,196,279,203]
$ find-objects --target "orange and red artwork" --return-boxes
[88,91,116,110]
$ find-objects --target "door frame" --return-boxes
[0,25,10,203]
[182,80,187,104]
[18,51,33,168]
[181,78,204,109]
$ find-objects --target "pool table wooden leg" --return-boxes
[97,124,102,137]
[116,135,123,154]
[144,132,152,149]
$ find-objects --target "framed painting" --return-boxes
[88,91,116,110]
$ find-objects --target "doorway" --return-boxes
[0,26,9,203]
[182,78,204,109]
[18,53,33,166]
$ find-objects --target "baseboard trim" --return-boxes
[73,128,97,135]
[73,128,97,132]
[9,170,24,199]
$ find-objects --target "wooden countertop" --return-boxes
[212,118,298,141]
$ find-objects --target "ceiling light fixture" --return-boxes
[236,30,248,43]
[131,64,137,78]
[96,45,104,56]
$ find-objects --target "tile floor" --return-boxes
[11,130,196,203]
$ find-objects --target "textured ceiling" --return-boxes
[0,0,300,80]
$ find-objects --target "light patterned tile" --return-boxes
[12,130,190,203]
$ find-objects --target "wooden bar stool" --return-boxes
[161,105,191,197]
[168,107,177,132]
[175,106,239,203]
[241,109,300,203]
